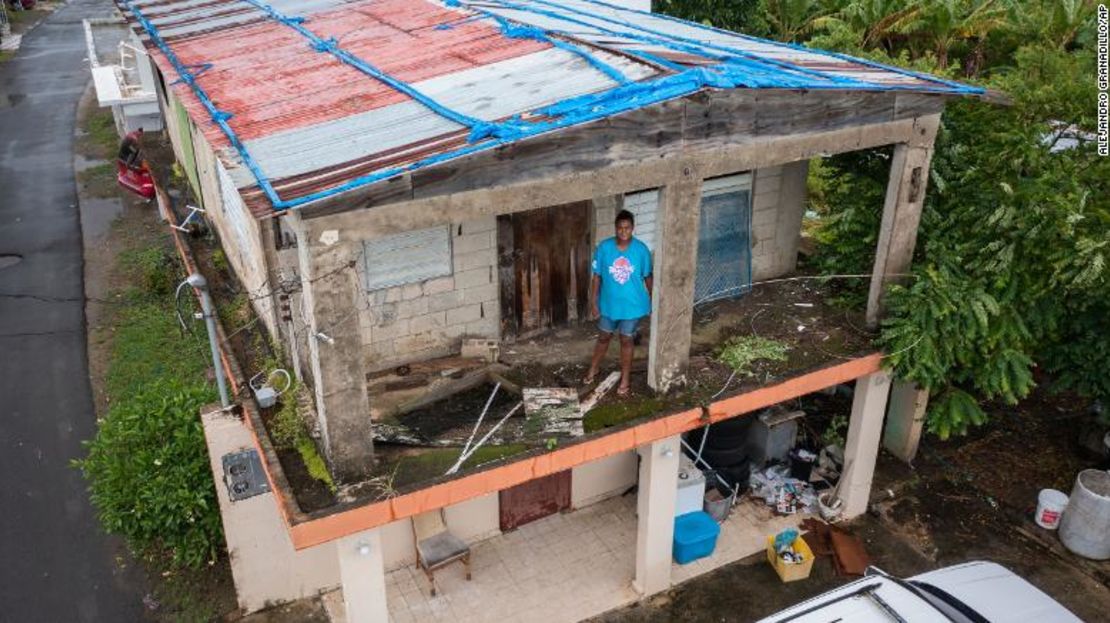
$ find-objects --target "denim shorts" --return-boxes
[599,316,641,337]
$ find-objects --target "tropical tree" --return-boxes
[757,0,839,42]
[807,0,922,52]
[905,0,1010,72]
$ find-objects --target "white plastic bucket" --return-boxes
[1035,489,1068,529]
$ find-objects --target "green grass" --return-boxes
[104,245,206,398]
[583,397,665,433]
[393,444,529,488]
[77,162,118,198]
[0,51,14,64]
[106,294,212,400]
[8,8,47,25]
[81,109,120,159]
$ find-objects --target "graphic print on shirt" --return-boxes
[609,256,635,285]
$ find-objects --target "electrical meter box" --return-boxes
[222,449,271,502]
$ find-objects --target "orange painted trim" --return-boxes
[286,353,885,550]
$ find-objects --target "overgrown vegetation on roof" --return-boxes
[715,336,790,377]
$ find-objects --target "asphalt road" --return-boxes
[0,1,147,620]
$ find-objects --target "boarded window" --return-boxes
[362,226,452,291]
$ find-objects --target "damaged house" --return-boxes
[114,0,983,620]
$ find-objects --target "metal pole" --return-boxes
[187,273,230,407]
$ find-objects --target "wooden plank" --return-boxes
[579,371,621,416]
[296,173,412,220]
[405,91,897,207]
[496,215,517,337]
[573,202,592,321]
[893,93,947,120]
[409,98,688,202]
[523,387,584,437]
[548,206,571,327]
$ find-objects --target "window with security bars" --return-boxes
[695,173,753,304]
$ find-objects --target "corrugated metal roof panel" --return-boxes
[117,0,979,215]
[244,47,655,181]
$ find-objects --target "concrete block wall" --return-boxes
[751,161,808,282]
[358,217,500,372]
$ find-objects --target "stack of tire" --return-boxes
[685,417,752,495]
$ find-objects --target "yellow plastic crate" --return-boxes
[766,535,815,583]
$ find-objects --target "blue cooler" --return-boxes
[673,511,720,564]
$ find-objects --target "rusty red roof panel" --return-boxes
[155,0,549,145]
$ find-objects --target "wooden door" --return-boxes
[498,470,572,531]
[497,202,591,337]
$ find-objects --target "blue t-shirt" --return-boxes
[592,237,652,320]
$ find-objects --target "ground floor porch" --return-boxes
[321,493,807,623]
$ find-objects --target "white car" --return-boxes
[756,561,1082,623]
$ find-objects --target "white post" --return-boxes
[337,528,389,623]
[840,372,892,519]
[882,380,930,463]
[633,435,681,595]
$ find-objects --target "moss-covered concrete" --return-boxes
[583,397,666,433]
[391,444,529,489]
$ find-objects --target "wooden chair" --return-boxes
[411,509,471,596]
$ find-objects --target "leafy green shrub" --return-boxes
[716,336,790,376]
[77,379,221,569]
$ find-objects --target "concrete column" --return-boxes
[647,167,702,392]
[296,216,375,481]
[882,380,930,463]
[866,116,940,329]
[337,528,389,623]
[840,371,893,519]
[634,435,681,595]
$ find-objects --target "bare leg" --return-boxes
[585,332,613,384]
[618,334,634,395]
